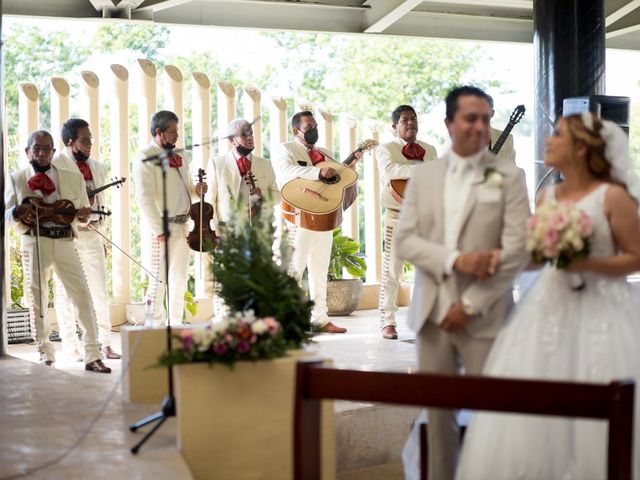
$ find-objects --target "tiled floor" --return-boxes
[2,308,416,480]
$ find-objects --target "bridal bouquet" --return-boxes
[526,201,593,289]
[158,310,288,367]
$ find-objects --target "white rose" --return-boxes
[251,319,267,335]
[571,237,584,251]
[212,319,229,335]
[486,171,504,188]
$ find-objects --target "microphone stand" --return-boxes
[130,149,175,454]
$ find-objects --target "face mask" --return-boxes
[72,149,89,162]
[303,127,319,146]
[30,160,51,173]
[162,142,176,150]
[236,144,254,156]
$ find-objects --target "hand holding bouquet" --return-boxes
[526,201,593,289]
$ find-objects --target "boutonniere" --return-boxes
[484,167,504,188]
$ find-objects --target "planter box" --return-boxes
[327,279,363,316]
[174,353,335,480]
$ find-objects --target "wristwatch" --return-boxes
[461,296,479,316]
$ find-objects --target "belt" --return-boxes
[27,227,73,239]
[168,213,190,224]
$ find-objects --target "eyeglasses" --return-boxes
[76,138,93,146]
[31,146,54,154]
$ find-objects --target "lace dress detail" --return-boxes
[456,183,640,480]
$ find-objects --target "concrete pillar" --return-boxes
[79,71,100,161]
[136,59,157,149]
[270,96,288,158]
[534,0,605,187]
[339,114,358,243]
[18,83,38,166]
[50,77,70,151]
[164,65,184,149]
[217,82,235,156]
[109,64,130,323]
[242,85,262,156]
[363,122,382,284]
[316,108,333,152]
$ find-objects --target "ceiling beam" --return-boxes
[364,0,424,33]
[606,0,640,27]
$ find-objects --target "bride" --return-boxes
[456,113,640,480]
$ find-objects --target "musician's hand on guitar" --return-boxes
[194,182,208,196]
[76,207,92,223]
[319,167,337,179]
[156,233,166,243]
[349,151,364,169]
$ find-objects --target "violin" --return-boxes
[87,177,126,205]
[187,168,217,252]
[243,170,263,218]
[17,196,112,228]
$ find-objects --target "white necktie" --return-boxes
[454,159,469,180]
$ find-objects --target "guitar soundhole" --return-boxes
[321,174,340,185]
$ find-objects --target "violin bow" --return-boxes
[87,224,162,283]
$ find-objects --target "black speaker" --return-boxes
[562,95,630,134]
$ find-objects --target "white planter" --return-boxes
[174,351,335,480]
[327,279,363,316]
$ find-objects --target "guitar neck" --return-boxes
[87,179,123,197]
[342,150,361,166]
[491,123,516,155]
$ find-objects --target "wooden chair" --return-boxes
[293,360,635,480]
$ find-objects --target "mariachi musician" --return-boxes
[133,110,207,326]
[5,130,111,372]
[206,117,278,223]
[375,105,437,340]
[53,118,121,361]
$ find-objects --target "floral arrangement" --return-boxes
[158,310,288,367]
[526,200,593,269]
[484,167,504,187]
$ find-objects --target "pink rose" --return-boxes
[543,227,559,249]
[549,212,568,230]
[264,317,280,334]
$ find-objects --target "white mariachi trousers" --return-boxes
[287,223,332,328]
[378,209,404,329]
[145,222,190,326]
[55,227,112,352]
[21,234,101,363]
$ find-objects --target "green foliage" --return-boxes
[183,290,198,319]
[91,23,170,63]
[212,198,313,348]
[9,231,24,308]
[328,228,366,281]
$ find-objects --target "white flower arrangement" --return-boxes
[484,167,504,188]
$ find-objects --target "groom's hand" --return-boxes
[454,251,496,279]
[440,302,471,332]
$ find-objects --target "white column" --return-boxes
[242,85,262,156]
[109,64,131,323]
[79,71,100,161]
[339,114,359,242]
[191,72,212,298]
[136,59,157,149]
[191,72,211,172]
[316,108,333,152]
[18,83,39,166]
[163,65,184,149]
[50,77,70,151]
[217,82,235,156]
[270,96,288,156]
[363,122,382,284]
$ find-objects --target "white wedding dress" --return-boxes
[456,183,640,480]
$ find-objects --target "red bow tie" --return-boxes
[76,161,93,181]
[308,148,325,166]
[236,156,252,176]
[169,153,183,169]
[402,142,426,161]
[27,172,56,196]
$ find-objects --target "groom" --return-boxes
[394,85,530,480]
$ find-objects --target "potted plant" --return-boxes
[327,228,367,316]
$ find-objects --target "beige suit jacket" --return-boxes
[394,150,530,338]
[272,140,335,190]
[53,148,108,210]
[376,137,438,210]
[490,127,516,163]
[133,140,196,236]
[5,165,91,237]
[206,150,279,223]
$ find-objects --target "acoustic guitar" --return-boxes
[389,104,526,202]
[280,139,378,231]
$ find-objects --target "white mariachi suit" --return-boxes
[52,149,113,353]
[376,137,437,329]
[134,140,196,326]
[206,150,279,224]
[490,127,516,162]
[272,140,335,328]
[5,165,101,363]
